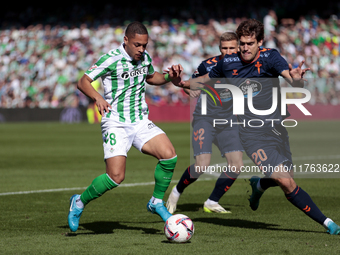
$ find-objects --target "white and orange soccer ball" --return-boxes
[164,214,194,243]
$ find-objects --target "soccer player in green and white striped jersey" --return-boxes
[68,21,183,232]
[84,38,153,123]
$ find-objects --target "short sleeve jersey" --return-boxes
[85,43,155,123]
[209,48,289,133]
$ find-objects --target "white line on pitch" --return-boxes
[0,182,155,196]
[0,155,339,196]
[0,179,218,197]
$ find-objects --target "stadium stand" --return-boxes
[0,3,339,109]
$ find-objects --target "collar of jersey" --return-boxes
[119,43,133,61]
[119,43,145,63]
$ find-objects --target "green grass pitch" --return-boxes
[0,121,340,254]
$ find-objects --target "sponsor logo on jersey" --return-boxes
[218,89,232,102]
[239,79,262,98]
[224,57,240,63]
[121,66,148,80]
[205,80,260,103]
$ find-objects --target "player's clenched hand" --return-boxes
[95,97,111,116]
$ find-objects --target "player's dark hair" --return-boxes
[236,19,264,42]
[125,21,148,38]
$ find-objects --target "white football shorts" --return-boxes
[101,118,165,159]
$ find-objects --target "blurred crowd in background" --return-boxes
[1,6,340,108]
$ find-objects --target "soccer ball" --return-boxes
[164,214,194,243]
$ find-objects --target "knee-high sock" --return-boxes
[153,155,177,199]
[286,186,327,225]
[208,171,239,202]
[259,178,279,191]
[176,164,201,194]
[80,173,119,206]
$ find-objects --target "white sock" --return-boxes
[151,196,162,205]
[76,197,84,209]
[172,186,181,197]
[256,180,265,193]
[205,199,218,205]
[323,218,333,230]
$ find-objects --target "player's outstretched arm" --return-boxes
[183,88,201,98]
[172,73,211,90]
[146,71,171,85]
[281,60,310,88]
[77,75,111,115]
[146,64,183,86]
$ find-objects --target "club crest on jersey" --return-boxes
[239,79,262,98]
[121,66,148,80]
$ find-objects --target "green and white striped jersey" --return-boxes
[85,43,155,123]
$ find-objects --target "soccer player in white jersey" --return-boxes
[68,21,183,232]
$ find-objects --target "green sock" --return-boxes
[153,155,177,200]
[80,173,118,206]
